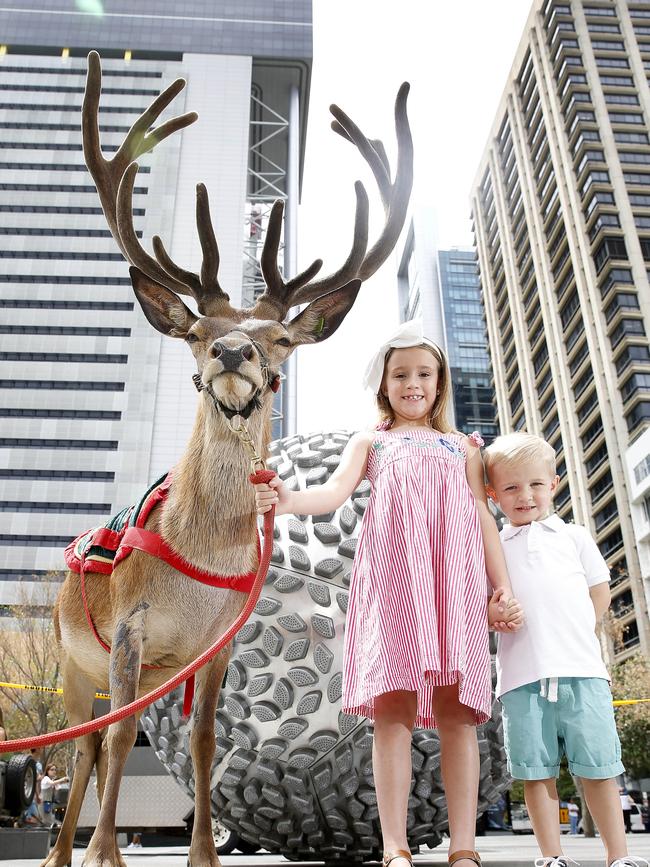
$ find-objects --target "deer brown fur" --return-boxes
[42,51,412,867]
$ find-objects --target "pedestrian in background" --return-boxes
[620,788,633,834]
[567,799,580,835]
[40,763,68,827]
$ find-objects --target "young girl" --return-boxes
[256,320,522,867]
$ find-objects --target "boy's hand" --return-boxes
[255,475,291,515]
[489,587,525,632]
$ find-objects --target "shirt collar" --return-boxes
[501,513,565,541]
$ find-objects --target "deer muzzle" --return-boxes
[209,339,255,372]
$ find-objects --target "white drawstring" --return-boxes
[539,677,559,702]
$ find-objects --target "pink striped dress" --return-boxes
[342,427,491,728]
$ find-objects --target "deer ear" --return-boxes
[130,267,198,338]
[286,279,362,345]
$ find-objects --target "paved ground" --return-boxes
[13,831,650,866]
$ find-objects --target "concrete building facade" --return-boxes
[471,0,650,660]
[0,1,312,605]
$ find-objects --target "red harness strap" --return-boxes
[79,475,260,717]
[113,528,258,591]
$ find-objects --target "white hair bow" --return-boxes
[362,318,438,394]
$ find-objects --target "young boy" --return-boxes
[483,432,640,867]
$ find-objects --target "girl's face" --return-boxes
[382,346,440,427]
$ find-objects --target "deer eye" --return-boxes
[275,337,291,347]
[186,332,199,344]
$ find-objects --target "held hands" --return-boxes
[255,475,291,516]
[488,587,525,633]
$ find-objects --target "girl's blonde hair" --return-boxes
[376,342,453,432]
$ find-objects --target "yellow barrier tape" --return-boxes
[0,680,110,701]
[0,679,647,708]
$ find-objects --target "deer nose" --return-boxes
[209,340,254,371]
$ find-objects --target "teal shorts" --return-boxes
[500,677,625,780]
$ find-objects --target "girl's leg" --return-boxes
[432,683,480,865]
[580,777,627,864]
[373,690,418,864]
[524,779,563,857]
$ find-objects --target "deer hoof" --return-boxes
[187,843,221,867]
[39,848,74,867]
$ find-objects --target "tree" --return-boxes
[610,653,650,780]
[0,580,73,772]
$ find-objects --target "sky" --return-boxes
[295,0,533,432]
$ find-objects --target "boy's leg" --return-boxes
[561,678,626,863]
[524,779,563,858]
[501,683,563,861]
[579,778,627,864]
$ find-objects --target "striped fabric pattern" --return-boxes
[342,428,491,728]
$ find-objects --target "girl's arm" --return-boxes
[465,440,524,632]
[256,431,373,517]
[465,441,512,596]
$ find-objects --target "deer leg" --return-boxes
[188,648,230,867]
[40,656,100,867]
[93,732,127,867]
[82,605,147,867]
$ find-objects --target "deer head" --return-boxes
[82,51,413,422]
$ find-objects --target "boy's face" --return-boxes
[486,458,560,527]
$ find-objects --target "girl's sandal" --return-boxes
[383,850,413,866]
[449,850,482,867]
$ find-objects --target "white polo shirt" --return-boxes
[496,514,610,698]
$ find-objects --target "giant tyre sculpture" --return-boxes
[143,431,509,864]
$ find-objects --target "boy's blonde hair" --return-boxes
[376,342,453,432]
[483,432,557,479]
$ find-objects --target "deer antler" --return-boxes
[250,82,413,321]
[82,51,232,315]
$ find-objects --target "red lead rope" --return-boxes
[0,469,276,753]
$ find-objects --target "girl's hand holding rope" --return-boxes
[255,475,291,516]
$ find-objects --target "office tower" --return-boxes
[0,2,312,604]
[438,249,498,441]
[471,0,650,658]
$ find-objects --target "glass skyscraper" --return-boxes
[438,250,497,441]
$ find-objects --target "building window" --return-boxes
[0,409,121,420]
[622,372,650,401]
[590,470,613,503]
[609,111,644,123]
[605,95,638,107]
[599,527,624,558]
[619,152,650,164]
[0,300,133,310]
[582,416,604,449]
[0,501,111,514]
[0,380,125,391]
[0,469,114,481]
[574,367,594,399]
[610,318,646,348]
[560,290,581,327]
[0,352,127,364]
[593,236,628,272]
[0,535,78,547]
[633,453,650,484]
[0,325,130,337]
[626,400,650,431]
[0,438,118,450]
[586,442,609,475]
[616,343,650,374]
[614,131,649,144]
[605,292,640,322]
